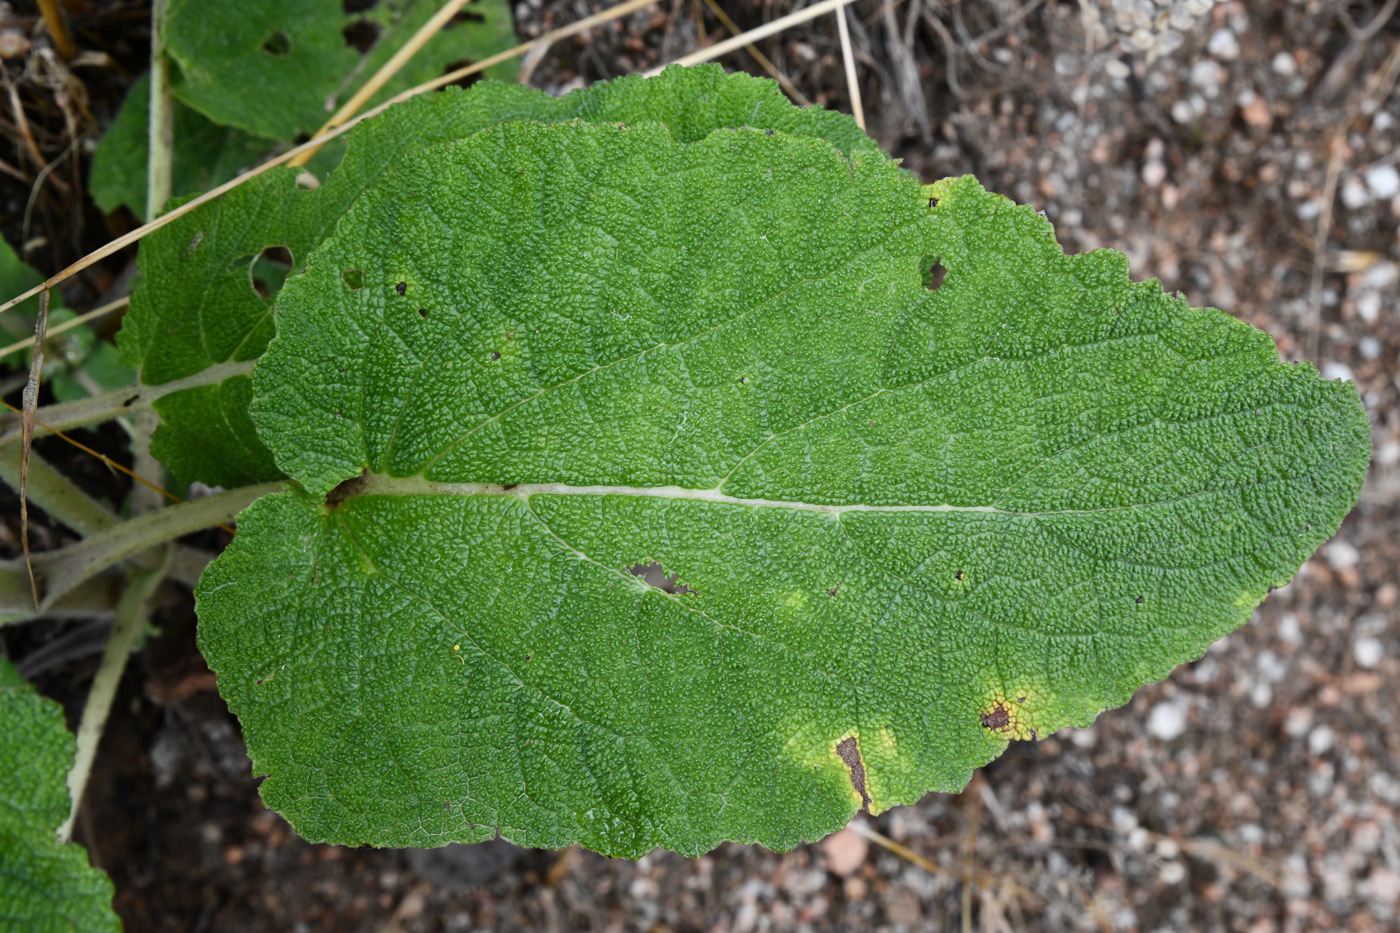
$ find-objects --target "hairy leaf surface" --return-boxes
[162,0,518,140]
[120,66,875,487]
[0,660,119,932]
[197,122,1369,856]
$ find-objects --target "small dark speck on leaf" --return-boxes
[417,308,428,319]
[1017,696,1026,704]
[491,350,501,361]
[764,129,775,136]
[256,678,263,685]
[1135,595,1145,604]
[981,705,1010,730]
[502,483,517,491]
[829,584,841,598]
[836,737,870,809]
[955,569,965,581]
[123,394,140,407]
[395,281,406,295]
[738,376,747,385]
[524,654,532,661]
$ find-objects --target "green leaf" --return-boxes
[196,123,1369,857]
[88,73,271,217]
[0,660,119,933]
[121,66,875,488]
[162,0,519,140]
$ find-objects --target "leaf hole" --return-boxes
[627,561,695,595]
[262,30,292,57]
[342,268,365,290]
[448,9,487,26]
[418,308,429,319]
[954,569,965,581]
[228,246,294,298]
[341,19,382,53]
[440,59,484,89]
[922,256,947,291]
[490,350,500,360]
[1135,595,1145,604]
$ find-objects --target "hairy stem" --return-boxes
[0,444,117,537]
[0,359,256,447]
[26,481,283,612]
[56,554,169,845]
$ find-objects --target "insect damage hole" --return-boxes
[262,30,291,56]
[835,737,870,809]
[921,255,947,291]
[341,268,365,290]
[341,19,381,52]
[627,561,695,595]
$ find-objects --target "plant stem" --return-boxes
[26,481,283,612]
[147,0,174,219]
[0,443,117,537]
[55,554,169,845]
[0,359,256,447]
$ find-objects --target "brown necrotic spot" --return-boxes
[981,704,1010,731]
[836,737,870,809]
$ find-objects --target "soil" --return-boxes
[2,1,1398,931]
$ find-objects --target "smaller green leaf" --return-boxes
[162,0,519,141]
[0,660,119,933]
[89,73,270,217]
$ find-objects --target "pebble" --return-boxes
[1207,28,1240,61]
[1321,361,1354,382]
[1341,176,1371,209]
[820,827,868,877]
[1159,860,1187,885]
[1142,161,1167,188]
[1359,335,1382,360]
[1271,50,1297,75]
[1308,724,1335,756]
[1325,539,1360,570]
[0,29,29,60]
[1147,700,1188,741]
[1364,163,1400,200]
[1353,635,1383,669]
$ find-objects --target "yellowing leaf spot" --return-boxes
[980,684,1049,741]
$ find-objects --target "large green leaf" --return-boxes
[120,66,876,488]
[162,0,519,140]
[0,660,119,933]
[196,122,1369,857]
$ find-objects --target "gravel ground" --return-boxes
[3,1,1398,931]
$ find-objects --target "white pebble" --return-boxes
[1342,176,1371,209]
[1207,28,1240,61]
[1155,837,1181,860]
[1308,724,1335,756]
[1357,291,1381,323]
[1171,99,1196,125]
[1359,336,1381,360]
[1104,58,1131,80]
[1326,539,1360,570]
[1271,51,1297,75]
[1159,860,1187,885]
[1364,164,1400,200]
[1147,700,1188,741]
[1142,161,1167,188]
[1278,613,1303,645]
[1354,635,1384,669]
[1322,361,1354,382]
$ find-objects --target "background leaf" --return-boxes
[88,73,271,217]
[197,124,1369,857]
[121,66,877,488]
[162,0,519,140]
[0,659,120,933]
